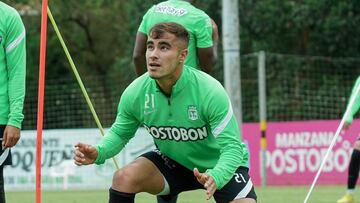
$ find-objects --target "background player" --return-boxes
[133,0,218,76]
[0,2,26,202]
[337,76,360,203]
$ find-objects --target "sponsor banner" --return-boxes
[5,119,358,190]
[243,120,360,185]
[4,128,155,191]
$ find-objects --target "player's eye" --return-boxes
[147,45,154,50]
[160,46,169,51]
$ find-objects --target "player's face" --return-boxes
[146,33,186,80]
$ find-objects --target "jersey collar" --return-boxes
[152,66,190,96]
[171,65,190,94]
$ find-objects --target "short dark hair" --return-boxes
[149,22,189,48]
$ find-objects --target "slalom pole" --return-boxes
[36,0,49,203]
[303,81,360,203]
[47,6,120,169]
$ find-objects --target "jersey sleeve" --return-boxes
[5,10,26,129]
[95,88,141,164]
[345,76,360,124]
[138,6,154,35]
[204,85,245,189]
[194,15,213,48]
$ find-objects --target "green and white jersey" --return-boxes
[95,67,249,189]
[138,0,213,69]
[0,2,26,128]
[345,76,360,124]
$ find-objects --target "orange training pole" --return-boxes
[36,0,49,203]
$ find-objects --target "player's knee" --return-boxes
[353,141,360,150]
[112,168,142,192]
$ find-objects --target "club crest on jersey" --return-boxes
[188,105,198,121]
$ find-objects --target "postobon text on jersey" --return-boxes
[144,125,208,141]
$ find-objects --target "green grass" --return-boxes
[6,185,354,203]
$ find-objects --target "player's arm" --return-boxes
[133,8,152,77]
[196,17,218,73]
[197,48,215,74]
[210,18,219,61]
[3,10,26,148]
[94,87,141,164]
[203,85,244,190]
[133,32,148,76]
[6,10,26,129]
[344,76,360,129]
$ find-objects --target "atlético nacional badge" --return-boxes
[188,105,198,120]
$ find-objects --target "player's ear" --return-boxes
[179,48,188,63]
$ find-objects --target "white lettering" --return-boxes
[276,131,334,148]
[266,144,351,175]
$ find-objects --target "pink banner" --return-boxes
[242,119,360,185]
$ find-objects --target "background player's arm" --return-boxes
[344,76,360,130]
[133,32,148,76]
[197,48,215,73]
[210,18,219,61]
[6,11,26,129]
[196,18,218,73]
[3,10,26,148]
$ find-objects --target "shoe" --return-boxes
[337,194,354,203]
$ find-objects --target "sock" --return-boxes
[157,195,178,203]
[347,189,354,195]
[348,149,360,190]
[109,188,135,203]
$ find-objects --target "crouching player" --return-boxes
[74,22,257,203]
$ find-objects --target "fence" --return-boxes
[22,52,360,129]
[241,52,360,122]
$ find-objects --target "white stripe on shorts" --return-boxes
[157,175,170,195]
[0,148,10,166]
[234,178,253,200]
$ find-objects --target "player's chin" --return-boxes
[148,72,161,79]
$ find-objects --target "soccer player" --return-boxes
[74,22,256,203]
[133,2,218,201]
[0,2,26,203]
[337,76,360,203]
[133,0,218,76]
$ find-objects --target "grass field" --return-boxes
[6,185,355,203]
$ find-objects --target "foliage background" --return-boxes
[3,0,360,129]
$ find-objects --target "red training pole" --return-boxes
[36,1,49,203]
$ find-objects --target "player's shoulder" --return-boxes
[0,2,20,19]
[186,67,224,93]
[123,74,155,100]
[126,73,152,93]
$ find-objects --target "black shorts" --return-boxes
[141,149,257,203]
[0,125,12,166]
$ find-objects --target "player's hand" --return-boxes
[342,122,351,131]
[193,168,217,200]
[2,125,20,148]
[74,143,98,166]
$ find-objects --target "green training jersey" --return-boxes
[345,76,360,124]
[0,2,26,128]
[138,0,213,69]
[95,67,249,189]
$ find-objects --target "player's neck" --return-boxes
[156,78,176,96]
[156,67,183,96]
